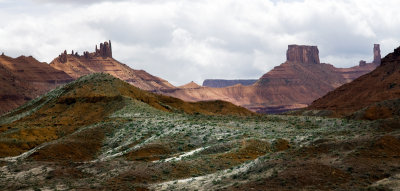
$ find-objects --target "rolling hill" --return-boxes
[0,72,399,190]
[0,73,253,158]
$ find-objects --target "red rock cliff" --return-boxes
[373,44,381,65]
[286,45,320,64]
[50,41,175,91]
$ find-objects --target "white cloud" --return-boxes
[0,0,400,85]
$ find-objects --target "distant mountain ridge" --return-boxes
[0,41,178,115]
[0,42,381,115]
[0,54,73,114]
[49,41,175,91]
[202,79,257,88]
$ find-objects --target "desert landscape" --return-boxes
[1,0,400,191]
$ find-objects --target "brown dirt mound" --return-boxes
[30,125,110,162]
[362,135,400,158]
[363,105,393,120]
[46,165,90,180]
[110,139,270,186]
[340,136,400,186]
[273,138,291,151]
[125,144,172,162]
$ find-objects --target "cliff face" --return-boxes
[202,79,257,88]
[1,41,177,114]
[158,45,379,113]
[0,54,73,114]
[286,45,320,64]
[50,41,175,91]
[309,45,400,116]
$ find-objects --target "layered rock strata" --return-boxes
[50,41,175,91]
[309,45,400,116]
[158,45,379,113]
[0,54,73,114]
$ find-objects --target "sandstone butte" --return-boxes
[0,54,73,114]
[0,42,380,115]
[0,41,175,115]
[308,45,400,117]
[49,40,175,91]
[157,44,380,113]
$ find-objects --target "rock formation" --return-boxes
[95,40,112,58]
[359,60,367,67]
[373,44,381,65]
[58,50,68,63]
[286,45,320,64]
[0,54,73,114]
[0,41,178,114]
[203,79,257,88]
[50,41,175,91]
[157,44,379,113]
[309,45,400,116]
[358,44,381,67]
[57,41,113,63]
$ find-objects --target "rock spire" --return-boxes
[95,40,112,58]
[373,44,381,65]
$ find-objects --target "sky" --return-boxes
[0,0,400,86]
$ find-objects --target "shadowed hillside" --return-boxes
[0,73,399,190]
[309,46,400,118]
[0,55,73,114]
[0,73,253,158]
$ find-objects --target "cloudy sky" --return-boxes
[1,0,399,85]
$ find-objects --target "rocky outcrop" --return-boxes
[373,44,381,65]
[0,41,178,114]
[58,50,68,63]
[309,45,400,116]
[57,41,113,63]
[359,60,367,67]
[158,44,379,113]
[95,40,112,58]
[202,79,257,88]
[50,41,175,91]
[286,45,320,64]
[358,44,381,67]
